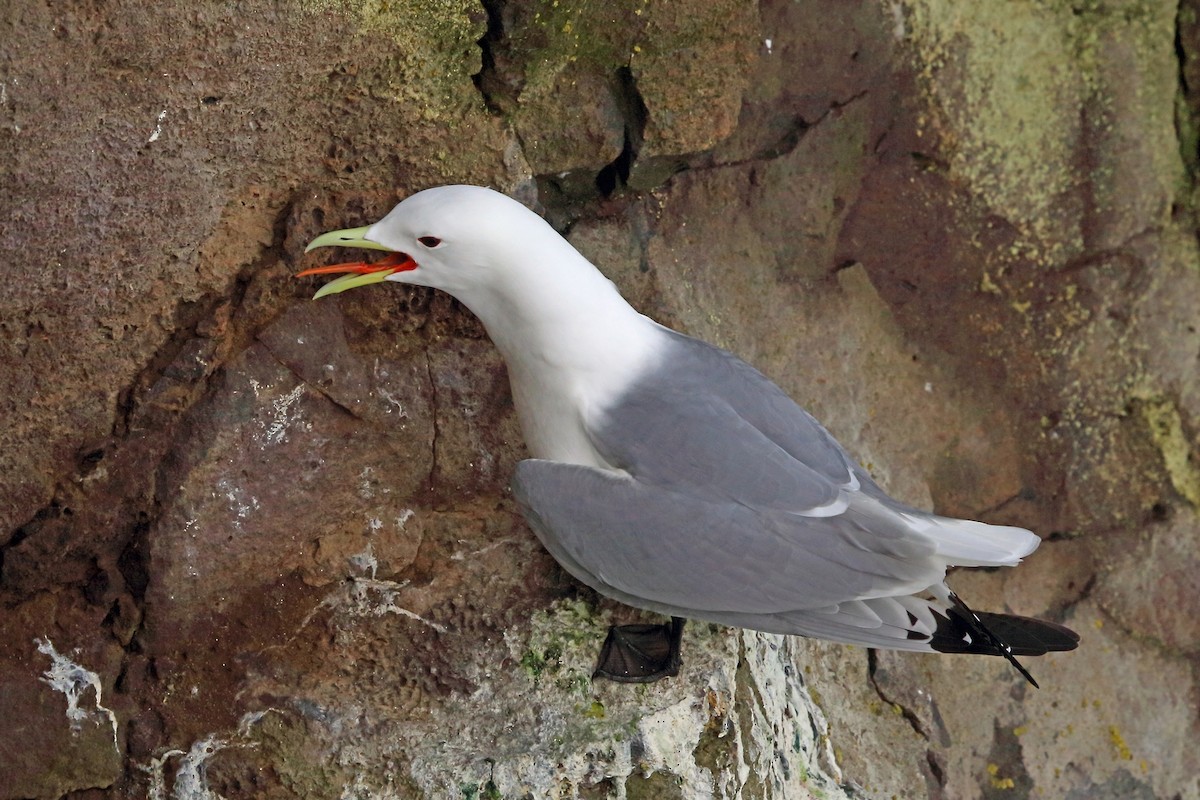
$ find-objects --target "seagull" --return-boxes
[299,185,1079,685]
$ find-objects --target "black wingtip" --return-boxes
[931,593,1079,687]
[972,609,1080,655]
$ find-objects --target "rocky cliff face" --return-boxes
[1,1,1197,798]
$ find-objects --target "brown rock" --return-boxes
[3,0,1199,796]
[0,593,123,798]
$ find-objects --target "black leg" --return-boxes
[593,616,686,683]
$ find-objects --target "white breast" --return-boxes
[498,312,667,470]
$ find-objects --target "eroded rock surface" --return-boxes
[2,0,1198,798]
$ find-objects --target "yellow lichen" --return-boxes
[1137,395,1200,506]
[896,0,1183,269]
[986,763,1016,790]
[979,270,1002,295]
[1109,725,1133,760]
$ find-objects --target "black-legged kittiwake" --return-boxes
[299,185,1079,685]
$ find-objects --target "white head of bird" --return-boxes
[301,184,662,466]
[304,186,645,344]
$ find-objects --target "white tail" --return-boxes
[901,513,1041,567]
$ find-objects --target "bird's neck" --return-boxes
[451,244,663,462]
[452,239,656,377]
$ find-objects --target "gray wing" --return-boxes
[588,329,878,514]
[512,460,940,617]
[511,329,952,619]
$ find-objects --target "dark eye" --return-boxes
[417,236,441,248]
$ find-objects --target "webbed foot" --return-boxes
[593,616,685,683]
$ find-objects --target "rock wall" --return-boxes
[1,0,1198,798]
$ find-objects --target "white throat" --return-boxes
[449,241,663,467]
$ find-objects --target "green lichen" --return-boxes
[527,0,648,80]
[556,670,593,696]
[460,777,503,799]
[496,0,755,160]
[516,598,604,687]
[519,641,564,681]
[250,712,355,797]
[291,0,488,114]
[900,0,1085,262]
[898,0,1184,265]
[510,0,748,93]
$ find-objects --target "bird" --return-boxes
[298,184,1079,686]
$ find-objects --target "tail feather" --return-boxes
[903,514,1041,567]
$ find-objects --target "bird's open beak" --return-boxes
[298,225,418,299]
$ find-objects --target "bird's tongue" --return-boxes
[296,251,420,299]
[295,251,417,277]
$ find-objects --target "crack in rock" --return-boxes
[866,649,930,742]
[424,347,441,495]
